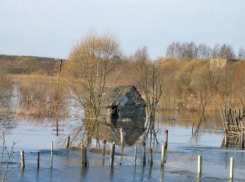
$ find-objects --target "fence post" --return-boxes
[50,142,53,168]
[110,142,115,168]
[120,128,124,147]
[192,122,194,136]
[161,145,166,166]
[134,145,137,165]
[102,140,107,156]
[142,142,146,165]
[148,148,153,166]
[224,129,228,147]
[197,155,202,178]
[241,131,244,150]
[37,151,40,168]
[230,157,234,180]
[66,136,70,149]
[81,143,88,168]
[20,151,25,169]
[165,130,168,150]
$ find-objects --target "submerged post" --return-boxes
[50,141,53,168]
[134,145,137,165]
[102,140,107,156]
[142,141,146,165]
[192,122,194,136]
[165,130,168,150]
[197,155,202,178]
[37,151,40,168]
[20,151,25,169]
[224,129,228,147]
[241,131,244,150]
[161,145,166,166]
[230,157,234,180]
[110,142,115,168]
[66,136,70,149]
[148,148,153,166]
[81,143,88,168]
[120,128,124,147]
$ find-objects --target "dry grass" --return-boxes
[7,74,68,117]
[7,74,57,84]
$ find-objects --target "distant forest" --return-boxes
[0,55,58,74]
[166,42,245,60]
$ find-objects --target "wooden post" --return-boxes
[110,142,115,168]
[20,151,25,168]
[66,136,70,149]
[197,155,202,178]
[84,147,88,167]
[81,143,88,168]
[224,129,228,147]
[142,141,146,165]
[50,142,53,168]
[120,128,124,146]
[161,145,166,166]
[164,130,168,150]
[192,123,194,136]
[102,140,106,156]
[81,143,84,167]
[241,131,244,150]
[134,145,137,165]
[230,157,234,180]
[37,152,40,168]
[148,148,153,166]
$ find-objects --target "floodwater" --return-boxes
[1,112,245,182]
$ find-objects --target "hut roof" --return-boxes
[102,85,146,107]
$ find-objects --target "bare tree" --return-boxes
[190,62,211,112]
[62,32,121,146]
[212,44,220,58]
[196,44,212,59]
[238,47,245,60]
[132,47,164,144]
[219,44,235,59]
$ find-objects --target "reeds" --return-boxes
[13,74,68,117]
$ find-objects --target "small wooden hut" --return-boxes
[101,85,146,127]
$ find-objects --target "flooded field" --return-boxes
[1,112,245,181]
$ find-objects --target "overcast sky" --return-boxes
[1,0,245,59]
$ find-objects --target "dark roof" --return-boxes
[102,85,146,107]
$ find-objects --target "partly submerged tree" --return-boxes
[62,32,121,146]
[132,47,164,144]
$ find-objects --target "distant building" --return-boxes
[101,85,146,128]
[210,58,238,69]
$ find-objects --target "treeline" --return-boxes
[166,42,245,60]
[118,47,245,111]
[1,39,245,114]
[0,55,58,75]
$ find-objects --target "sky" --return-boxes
[1,0,245,59]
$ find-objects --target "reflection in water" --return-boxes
[160,166,164,182]
[96,123,145,146]
[147,165,152,180]
[140,165,145,180]
[0,114,16,134]
[69,116,146,148]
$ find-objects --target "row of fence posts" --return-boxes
[19,130,236,180]
[18,130,169,170]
